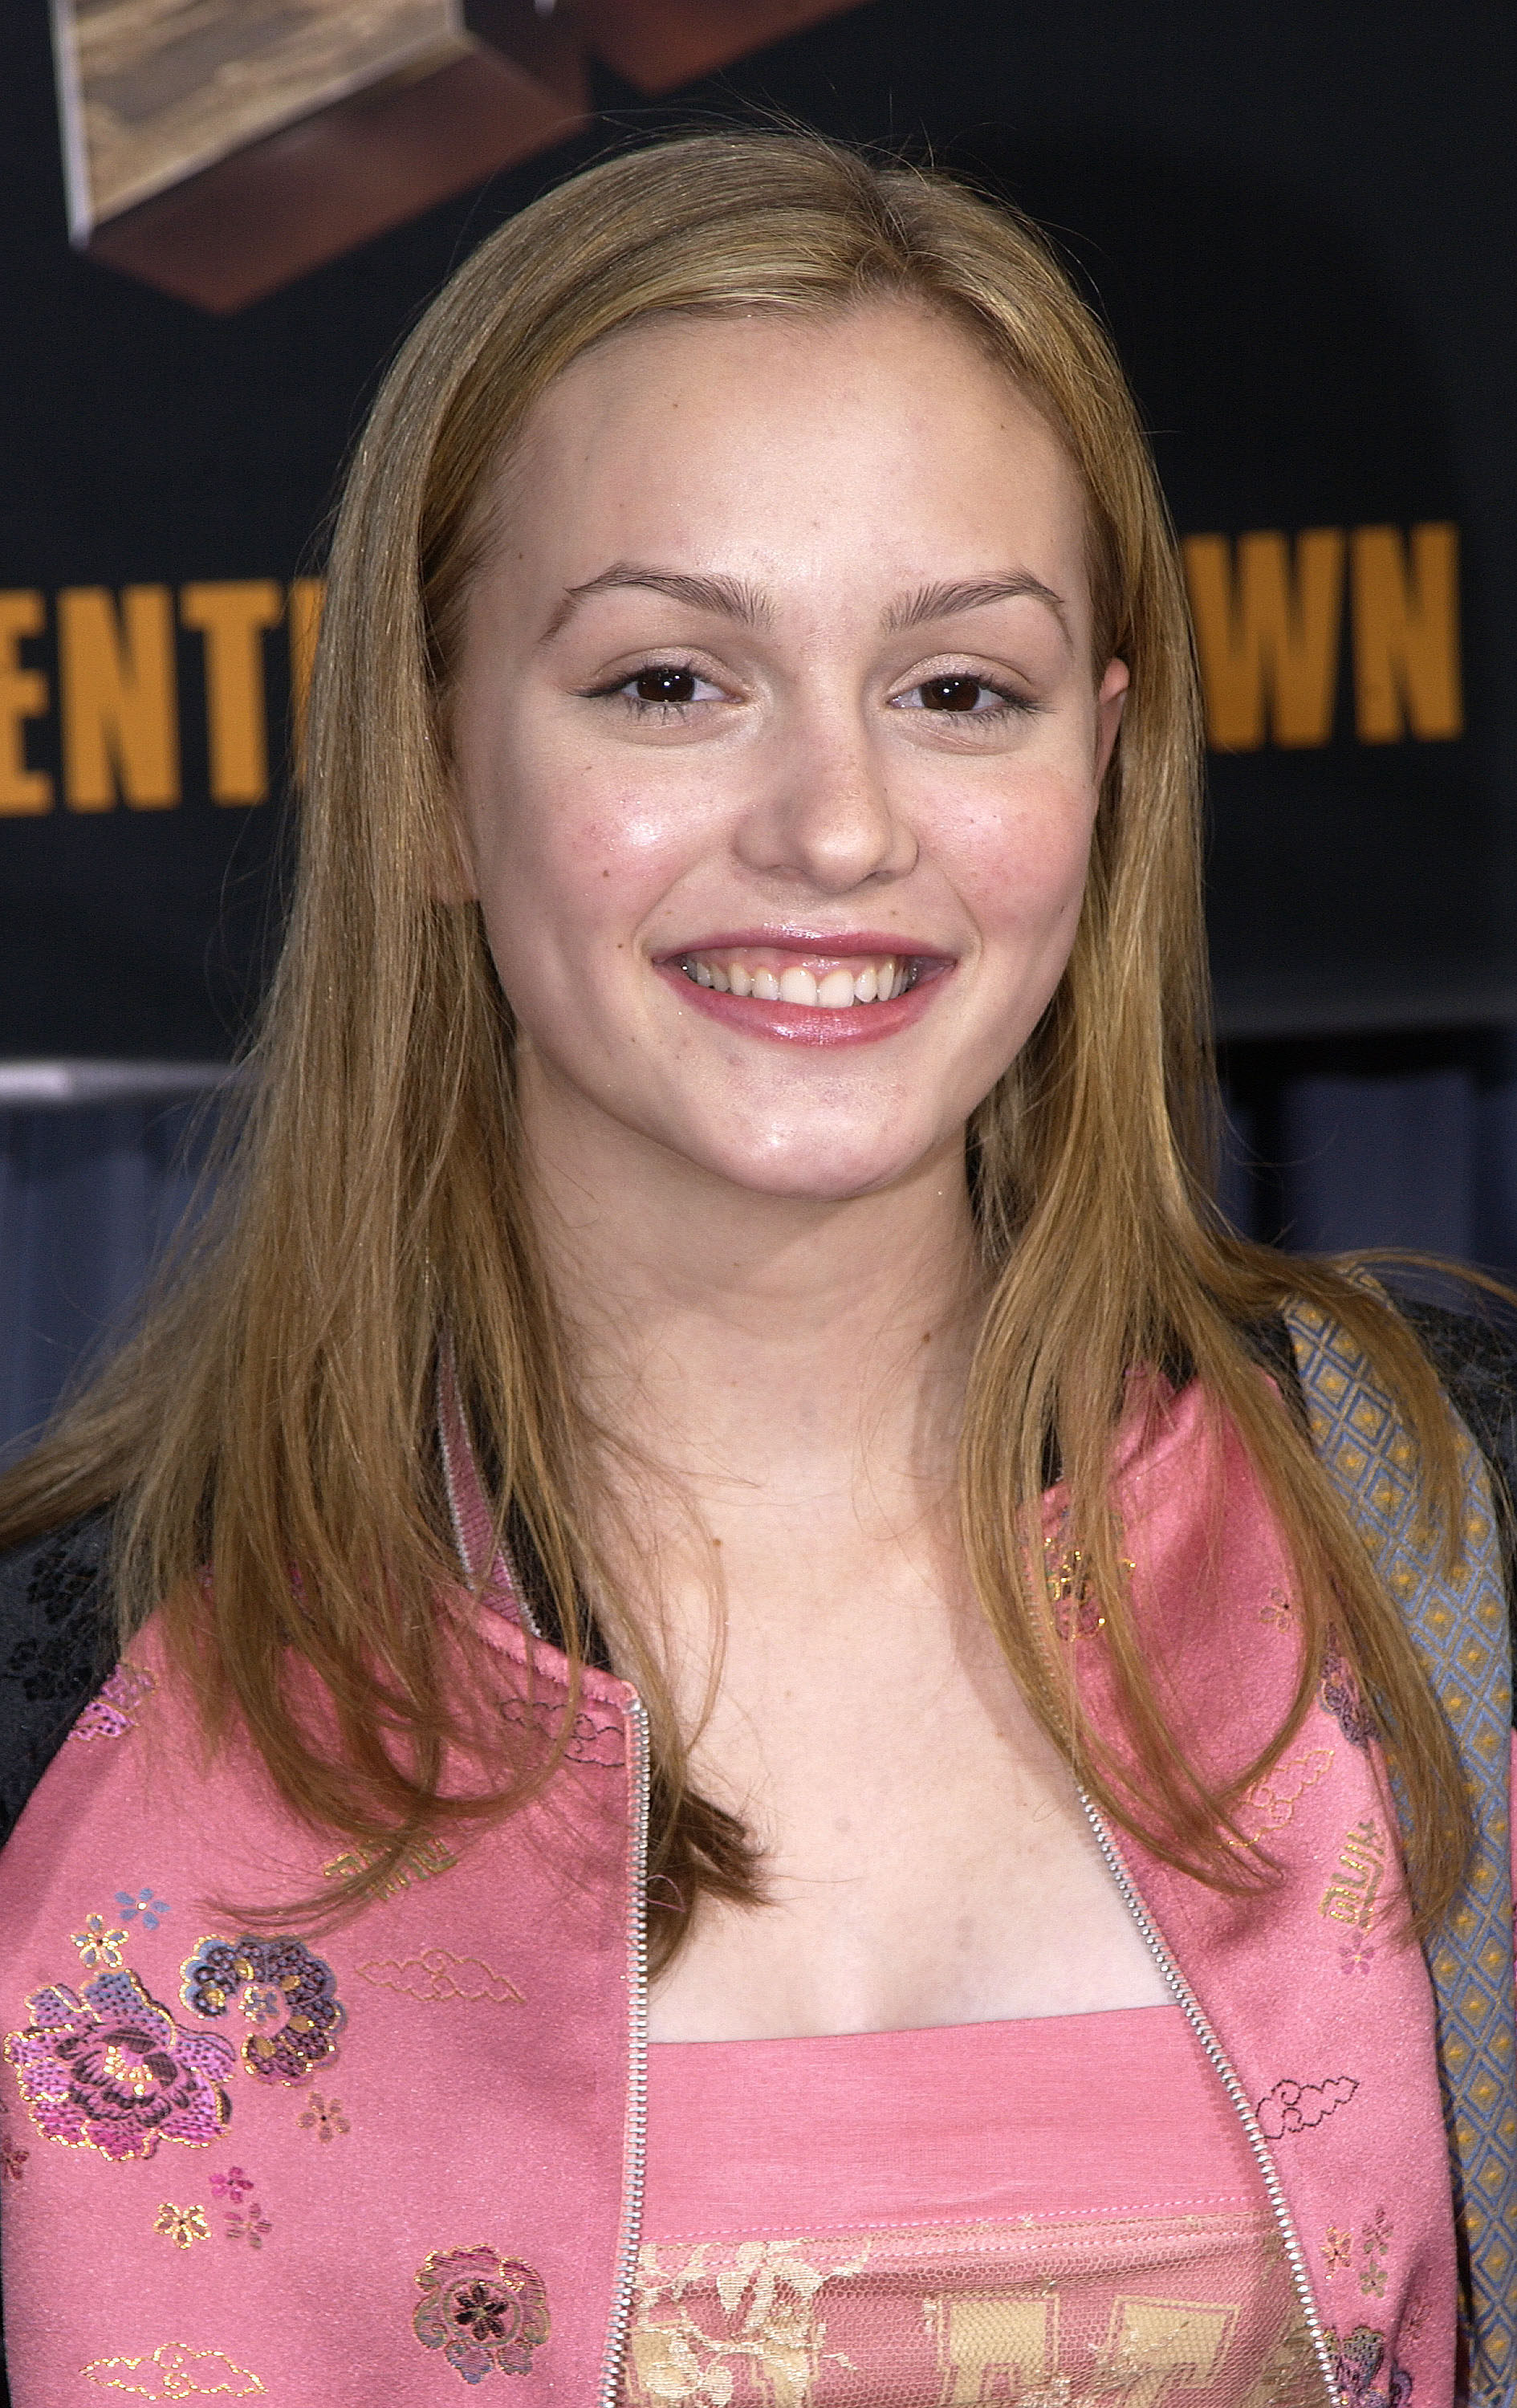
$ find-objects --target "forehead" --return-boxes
[482,300,1092,632]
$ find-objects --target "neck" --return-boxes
[519,1080,986,1539]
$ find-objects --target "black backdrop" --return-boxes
[2,0,1515,1059]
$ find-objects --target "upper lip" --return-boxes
[656,928,954,960]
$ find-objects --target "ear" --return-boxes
[1095,657,1129,783]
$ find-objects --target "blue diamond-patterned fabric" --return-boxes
[1288,1297,1517,2402]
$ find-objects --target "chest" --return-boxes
[648,1576,1172,2040]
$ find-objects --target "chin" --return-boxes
[689,1129,937,1205]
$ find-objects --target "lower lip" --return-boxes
[657,966,948,1047]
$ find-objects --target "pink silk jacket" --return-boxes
[0,1346,1510,2406]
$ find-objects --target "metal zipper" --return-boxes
[598,1690,651,2408]
[1078,1789,1341,2408]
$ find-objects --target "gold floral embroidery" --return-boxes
[357,1948,523,2004]
[1320,1817,1388,1931]
[153,2203,209,2250]
[630,2239,867,2406]
[72,1916,129,1973]
[1042,1521,1133,1640]
[80,2341,264,2395]
[105,2044,154,2098]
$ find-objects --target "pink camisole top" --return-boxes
[624,2004,1313,2406]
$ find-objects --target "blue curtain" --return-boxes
[0,1098,209,1462]
[1219,1031,1517,1266]
[6,1039,1517,1460]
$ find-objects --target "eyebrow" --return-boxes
[542,565,773,641]
[881,576,1072,641]
[540,563,1071,645]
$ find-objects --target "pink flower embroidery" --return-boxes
[1328,2324,1412,2406]
[210,2165,254,2203]
[1320,1635,1375,1747]
[5,1971,235,2162]
[413,2247,550,2382]
[225,2200,272,2250]
[298,2092,349,2142]
[71,1663,155,1743]
[1359,2207,1393,2292]
[181,1936,344,2084]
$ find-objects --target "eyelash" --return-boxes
[580,658,722,718]
[896,676,1039,725]
[582,658,1041,722]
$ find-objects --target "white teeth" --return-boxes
[683,954,914,1003]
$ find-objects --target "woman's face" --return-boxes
[452,300,1127,1204]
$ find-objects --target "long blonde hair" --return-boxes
[0,129,1471,1950]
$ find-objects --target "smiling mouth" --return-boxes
[676,950,921,1008]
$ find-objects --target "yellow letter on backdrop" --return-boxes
[0,591,52,815]
[1352,523,1462,742]
[1183,530,1345,750]
[181,580,282,802]
[59,585,179,809]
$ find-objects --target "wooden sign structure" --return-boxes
[51,0,860,312]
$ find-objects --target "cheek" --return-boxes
[465,735,710,985]
[942,768,1098,942]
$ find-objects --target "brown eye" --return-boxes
[634,666,697,705]
[919,675,986,712]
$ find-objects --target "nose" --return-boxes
[733,702,917,895]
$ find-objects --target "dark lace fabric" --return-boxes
[0,1513,115,1857]
[0,1514,117,2407]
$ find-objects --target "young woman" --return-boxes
[0,132,1511,2408]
